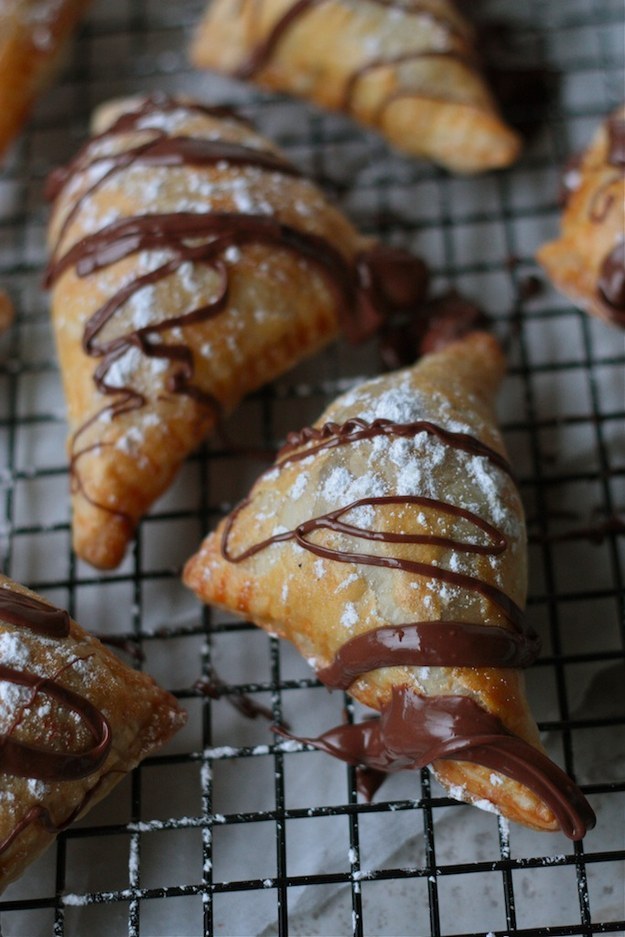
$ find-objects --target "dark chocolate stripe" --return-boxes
[317,620,541,689]
[45,94,255,204]
[0,663,111,781]
[279,687,595,841]
[0,588,69,638]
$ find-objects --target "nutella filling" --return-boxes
[220,418,595,839]
[278,687,595,841]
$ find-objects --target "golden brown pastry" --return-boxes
[45,92,425,570]
[190,0,521,174]
[0,0,90,159]
[0,573,185,890]
[537,105,625,328]
[184,332,595,839]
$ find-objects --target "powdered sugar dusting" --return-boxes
[340,602,359,630]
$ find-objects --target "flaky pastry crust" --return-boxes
[45,93,423,569]
[0,573,185,890]
[190,0,521,173]
[184,333,595,839]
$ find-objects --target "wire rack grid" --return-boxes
[0,0,624,935]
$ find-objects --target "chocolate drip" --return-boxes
[220,417,595,838]
[0,587,114,855]
[45,96,428,523]
[377,287,489,370]
[194,670,274,722]
[0,588,69,638]
[278,687,595,841]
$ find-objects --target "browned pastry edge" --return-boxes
[0,574,186,890]
[0,0,91,159]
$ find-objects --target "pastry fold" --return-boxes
[190,0,521,173]
[45,93,425,569]
[0,574,185,890]
[537,105,625,328]
[184,332,595,839]
[0,0,90,159]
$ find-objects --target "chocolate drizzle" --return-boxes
[278,687,594,841]
[0,586,113,856]
[45,94,427,524]
[0,663,111,782]
[344,49,477,116]
[233,0,470,118]
[317,619,540,689]
[220,417,595,839]
[0,588,69,638]
[277,416,512,473]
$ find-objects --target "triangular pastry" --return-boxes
[190,0,521,174]
[184,332,595,839]
[0,573,185,890]
[0,0,90,159]
[537,105,625,328]
[45,92,425,569]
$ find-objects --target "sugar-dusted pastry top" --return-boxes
[0,0,90,158]
[0,574,185,890]
[45,92,426,569]
[537,105,625,328]
[185,333,596,839]
[190,0,521,173]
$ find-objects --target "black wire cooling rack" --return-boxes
[0,0,624,934]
